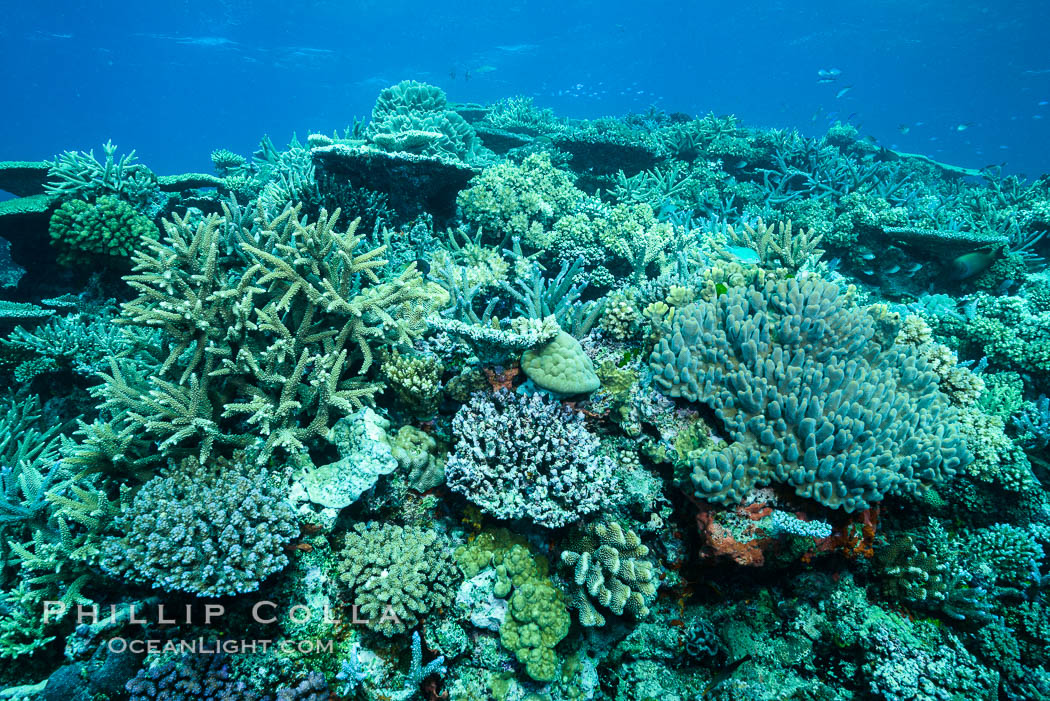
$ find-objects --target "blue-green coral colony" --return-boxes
[0,79,1048,701]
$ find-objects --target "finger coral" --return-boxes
[650,276,970,511]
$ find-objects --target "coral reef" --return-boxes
[4,81,1050,701]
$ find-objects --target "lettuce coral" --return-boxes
[366,80,480,161]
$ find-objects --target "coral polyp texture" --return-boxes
[650,275,969,511]
[445,390,616,528]
[2,77,1050,701]
[99,452,298,596]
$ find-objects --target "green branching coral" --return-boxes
[2,303,158,383]
[719,218,825,272]
[337,522,460,636]
[45,140,161,211]
[381,349,444,416]
[456,152,582,243]
[483,96,563,135]
[965,523,1044,587]
[0,395,65,577]
[543,201,677,283]
[877,533,995,622]
[48,196,159,265]
[650,276,969,511]
[102,202,427,464]
[99,452,298,596]
[560,516,658,627]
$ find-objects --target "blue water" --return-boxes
[2,0,1048,177]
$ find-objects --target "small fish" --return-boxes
[951,250,999,279]
[726,246,761,263]
[703,655,753,698]
[886,264,901,274]
[860,252,876,260]
[817,78,837,84]
[817,68,842,78]
[863,270,875,276]
[956,122,974,131]
[897,124,911,135]
[907,262,923,273]
[735,160,749,169]
[836,85,853,99]
[1039,100,1049,106]
[473,65,497,74]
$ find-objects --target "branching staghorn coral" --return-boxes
[719,218,825,271]
[103,201,428,464]
[649,276,969,511]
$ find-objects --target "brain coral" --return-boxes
[648,276,969,512]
